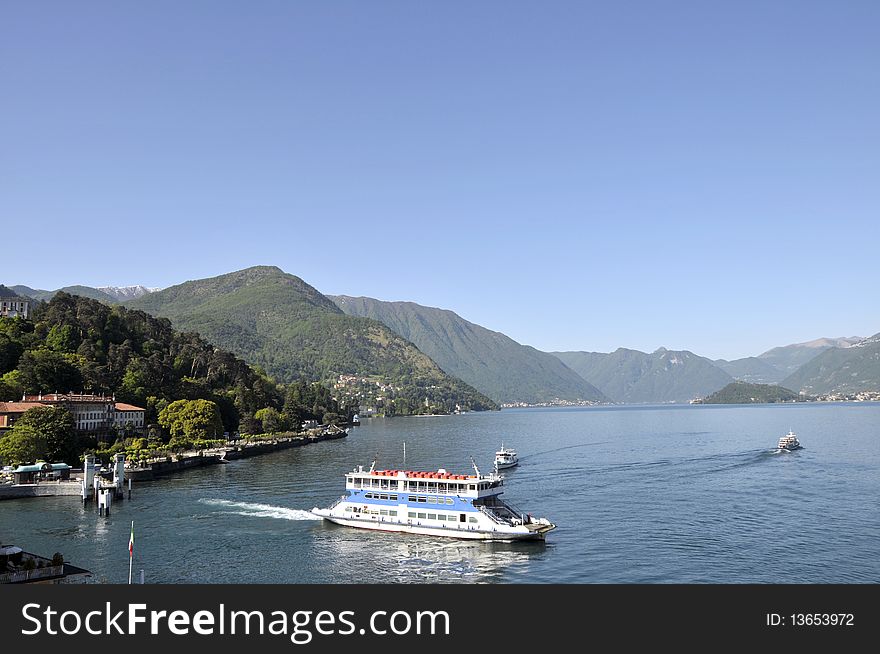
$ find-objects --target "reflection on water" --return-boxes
[313,524,547,583]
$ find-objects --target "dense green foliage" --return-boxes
[332,295,606,404]
[159,399,225,445]
[0,405,83,465]
[701,381,802,404]
[0,292,283,432]
[129,266,497,412]
[552,347,734,403]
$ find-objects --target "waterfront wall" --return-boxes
[0,481,82,500]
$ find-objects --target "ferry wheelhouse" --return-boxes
[312,462,555,541]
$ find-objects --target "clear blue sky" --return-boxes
[2,1,878,360]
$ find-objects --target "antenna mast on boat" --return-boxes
[470,456,481,477]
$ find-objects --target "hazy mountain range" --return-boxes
[714,336,864,384]
[551,347,734,404]
[780,333,880,395]
[332,295,607,404]
[6,268,877,404]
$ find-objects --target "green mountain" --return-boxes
[552,347,733,403]
[781,333,880,394]
[0,292,283,433]
[713,356,787,384]
[129,266,497,414]
[331,295,607,404]
[10,284,117,304]
[701,381,801,404]
[757,337,863,377]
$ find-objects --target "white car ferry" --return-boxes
[312,461,555,541]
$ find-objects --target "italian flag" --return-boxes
[129,521,134,558]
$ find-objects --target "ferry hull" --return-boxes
[312,510,553,541]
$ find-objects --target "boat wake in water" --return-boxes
[199,498,321,521]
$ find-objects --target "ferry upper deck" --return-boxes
[345,467,503,499]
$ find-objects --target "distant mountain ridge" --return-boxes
[10,284,118,303]
[756,337,862,376]
[781,332,880,395]
[7,271,876,403]
[713,356,785,384]
[98,285,161,301]
[331,295,607,404]
[552,347,733,403]
[128,266,497,414]
[8,284,159,303]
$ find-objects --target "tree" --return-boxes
[15,406,77,463]
[0,424,48,465]
[46,324,80,353]
[0,370,24,401]
[158,399,224,442]
[16,349,83,394]
[254,407,282,433]
[0,333,24,374]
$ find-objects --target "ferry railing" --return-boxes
[477,505,512,526]
[327,494,347,509]
[0,565,64,584]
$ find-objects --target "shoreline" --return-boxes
[0,428,349,501]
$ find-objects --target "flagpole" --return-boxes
[128,520,134,585]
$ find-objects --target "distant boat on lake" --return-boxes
[777,429,802,451]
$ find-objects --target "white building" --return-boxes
[0,297,30,319]
[21,393,145,441]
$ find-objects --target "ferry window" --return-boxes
[459,514,466,522]
[428,496,437,504]
[389,495,397,501]
[354,479,361,488]
[468,517,478,523]
[379,494,388,500]
[446,498,454,505]
[380,509,388,516]
[417,512,426,519]
[408,512,416,518]
[469,485,476,491]
[389,510,397,516]
[427,513,437,520]
[417,496,426,503]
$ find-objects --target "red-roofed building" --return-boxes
[111,402,146,431]
[0,402,49,432]
[12,393,145,441]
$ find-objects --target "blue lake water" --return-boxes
[1,403,878,583]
